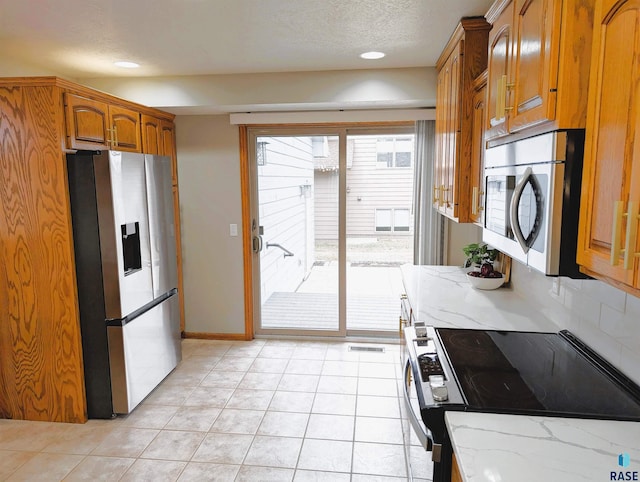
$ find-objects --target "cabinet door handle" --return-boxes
[505,81,515,112]
[496,74,514,120]
[623,201,640,270]
[440,185,450,207]
[433,186,439,204]
[611,201,626,266]
[496,75,506,119]
[106,127,115,146]
[471,187,485,216]
[113,126,119,147]
[472,186,477,215]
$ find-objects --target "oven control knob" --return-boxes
[432,385,449,402]
[429,375,449,402]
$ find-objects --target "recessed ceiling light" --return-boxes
[360,51,385,60]
[114,61,140,68]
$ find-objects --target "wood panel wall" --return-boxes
[0,84,86,422]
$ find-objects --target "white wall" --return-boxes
[446,221,483,267]
[510,262,640,386]
[79,68,437,115]
[0,54,70,77]
[175,115,245,335]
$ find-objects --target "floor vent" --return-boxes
[348,345,385,353]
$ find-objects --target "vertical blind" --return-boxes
[413,120,443,265]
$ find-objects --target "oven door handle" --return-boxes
[510,166,543,254]
[403,357,440,460]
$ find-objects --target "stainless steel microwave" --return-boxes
[482,130,587,278]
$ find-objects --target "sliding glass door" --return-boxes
[345,131,414,333]
[249,126,414,337]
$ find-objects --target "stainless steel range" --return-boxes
[402,323,640,482]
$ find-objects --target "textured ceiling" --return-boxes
[0,0,495,78]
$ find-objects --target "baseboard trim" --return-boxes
[182,332,249,341]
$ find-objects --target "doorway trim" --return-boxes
[239,122,414,340]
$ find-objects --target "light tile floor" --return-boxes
[0,338,433,481]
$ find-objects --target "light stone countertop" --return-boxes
[400,264,640,482]
[445,412,640,482]
[400,264,557,332]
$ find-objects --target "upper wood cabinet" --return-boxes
[65,93,142,152]
[470,71,488,226]
[577,0,640,295]
[434,17,491,223]
[142,114,178,186]
[64,94,109,149]
[485,0,594,145]
[109,104,141,151]
[142,114,162,154]
[161,120,178,186]
[486,0,514,140]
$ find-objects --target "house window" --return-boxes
[311,136,329,158]
[375,209,392,231]
[375,208,410,232]
[376,136,413,168]
[394,209,410,231]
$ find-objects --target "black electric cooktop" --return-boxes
[437,328,640,420]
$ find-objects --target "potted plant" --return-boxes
[462,243,504,289]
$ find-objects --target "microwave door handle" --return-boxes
[510,166,533,254]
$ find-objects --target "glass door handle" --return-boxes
[252,235,263,253]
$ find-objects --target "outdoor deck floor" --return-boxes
[261,263,405,333]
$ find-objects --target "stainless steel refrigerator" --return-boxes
[67,150,181,418]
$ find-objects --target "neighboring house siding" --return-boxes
[258,136,314,303]
[315,136,414,239]
[314,170,339,240]
[313,135,339,240]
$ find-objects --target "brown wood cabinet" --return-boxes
[470,71,488,226]
[142,115,178,183]
[0,77,183,422]
[434,17,491,223]
[110,104,142,151]
[65,93,142,152]
[161,120,179,185]
[577,0,640,295]
[451,453,464,482]
[485,0,594,145]
[0,81,86,423]
[141,114,184,332]
[486,0,514,141]
[142,114,163,154]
